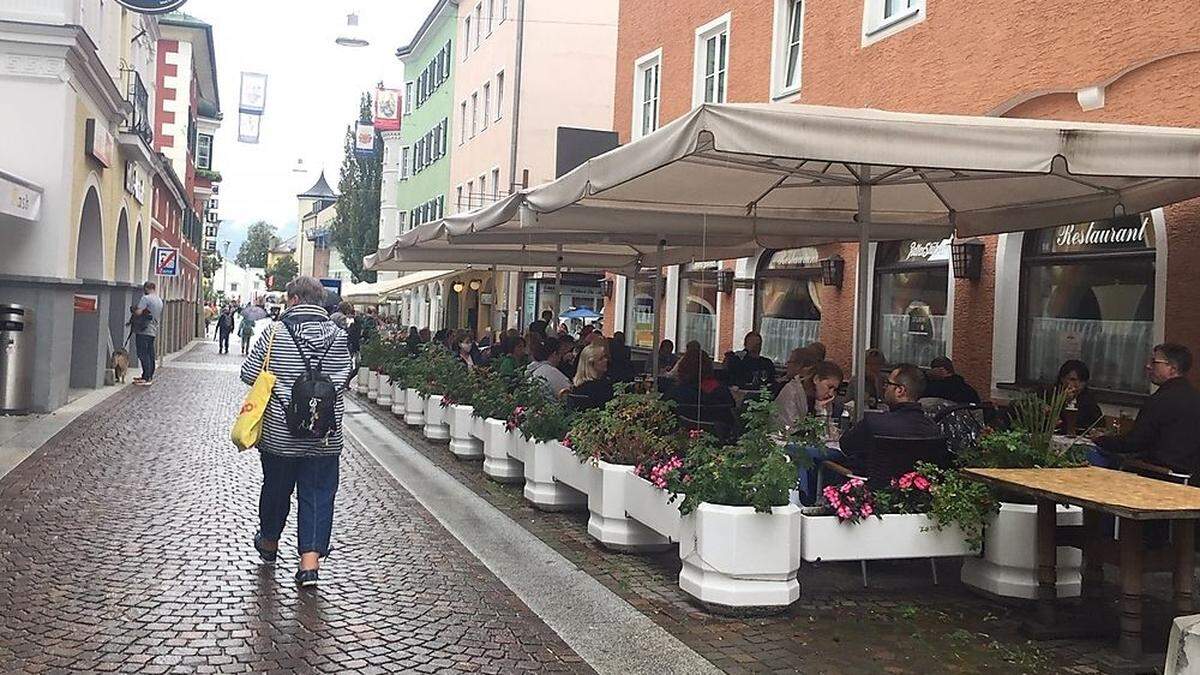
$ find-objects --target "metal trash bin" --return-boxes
[0,304,33,414]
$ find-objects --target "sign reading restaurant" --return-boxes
[1054,214,1150,248]
[115,0,188,14]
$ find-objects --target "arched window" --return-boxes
[677,261,719,357]
[872,238,950,367]
[1018,214,1155,393]
[755,248,821,363]
[624,273,663,348]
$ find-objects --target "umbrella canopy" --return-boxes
[560,307,602,320]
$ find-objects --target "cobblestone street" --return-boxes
[0,342,588,674]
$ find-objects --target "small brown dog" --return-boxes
[111,348,130,383]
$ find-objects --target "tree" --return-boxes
[236,221,278,268]
[330,92,381,284]
[266,256,298,291]
[201,251,222,279]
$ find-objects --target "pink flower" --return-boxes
[561,436,573,448]
[688,429,704,440]
[897,474,913,490]
[837,506,853,520]
[860,503,874,517]
[913,475,931,491]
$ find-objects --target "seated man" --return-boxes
[923,356,981,404]
[838,363,941,475]
[1093,343,1200,475]
[727,331,776,389]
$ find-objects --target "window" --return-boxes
[755,249,822,363]
[633,50,661,138]
[677,261,720,357]
[771,0,804,97]
[467,181,474,210]
[441,118,448,151]
[464,17,471,57]
[884,0,916,19]
[1018,214,1156,394]
[456,186,464,210]
[486,0,495,34]
[694,14,730,106]
[862,0,925,45]
[872,239,950,368]
[500,0,508,22]
[460,102,467,143]
[482,83,491,130]
[196,133,213,170]
[470,92,478,137]
[474,4,482,47]
[625,274,664,348]
[495,71,505,120]
[491,168,500,200]
[400,146,410,179]
[479,174,487,204]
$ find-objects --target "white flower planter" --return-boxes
[482,418,523,483]
[509,432,529,463]
[448,405,483,459]
[550,441,593,494]
[469,414,487,444]
[800,512,977,563]
[377,374,392,407]
[367,369,380,401]
[404,388,425,426]
[960,501,1083,600]
[523,439,587,511]
[587,461,672,552]
[423,395,449,441]
[679,503,801,613]
[390,382,406,416]
[624,473,682,541]
[356,366,370,395]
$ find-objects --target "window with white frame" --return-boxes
[632,49,661,138]
[491,168,500,200]
[694,14,730,106]
[500,0,508,22]
[196,133,213,170]
[467,180,474,210]
[460,102,467,143]
[486,0,495,34]
[495,71,505,120]
[456,185,464,210]
[479,174,487,205]
[474,4,482,47]
[482,83,491,130]
[771,0,804,97]
[400,146,410,179]
[862,0,924,44]
[471,92,478,137]
[463,16,471,57]
[404,82,413,114]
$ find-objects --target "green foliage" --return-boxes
[517,387,574,443]
[201,252,221,279]
[667,397,799,515]
[235,221,278,268]
[468,367,536,420]
[875,462,999,550]
[385,351,414,388]
[564,386,681,466]
[415,346,467,398]
[359,336,387,370]
[331,92,381,284]
[266,256,298,291]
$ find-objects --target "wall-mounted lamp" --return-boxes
[468,279,482,291]
[716,269,734,293]
[950,238,985,280]
[599,279,614,297]
[452,281,465,293]
[820,255,845,288]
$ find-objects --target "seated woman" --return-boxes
[607,340,638,384]
[773,346,820,433]
[1056,359,1103,433]
[786,361,846,504]
[567,343,614,411]
[666,349,737,436]
[657,339,678,372]
[845,348,888,410]
[492,334,528,379]
[454,330,486,369]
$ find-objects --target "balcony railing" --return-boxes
[122,68,154,147]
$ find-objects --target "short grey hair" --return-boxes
[286,275,326,306]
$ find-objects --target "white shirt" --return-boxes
[528,360,572,399]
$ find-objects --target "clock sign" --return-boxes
[115,0,189,14]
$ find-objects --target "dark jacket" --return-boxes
[727,350,776,389]
[216,312,235,335]
[923,374,980,405]
[840,402,941,470]
[1061,387,1104,433]
[1097,377,1200,474]
[667,377,737,431]
[568,377,614,412]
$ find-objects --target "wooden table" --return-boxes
[964,467,1200,660]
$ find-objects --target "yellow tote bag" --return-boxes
[231,326,277,451]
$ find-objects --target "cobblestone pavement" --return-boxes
[356,396,1185,675]
[0,342,590,674]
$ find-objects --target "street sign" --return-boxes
[115,0,188,14]
[73,294,98,313]
[153,246,179,277]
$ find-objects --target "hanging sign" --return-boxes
[124,161,146,203]
[115,0,188,14]
[237,113,261,144]
[374,88,402,131]
[239,72,268,114]
[73,294,98,313]
[354,122,377,156]
[153,245,180,277]
[85,119,114,168]
[0,170,41,222]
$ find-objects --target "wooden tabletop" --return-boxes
[963,467,1200,520]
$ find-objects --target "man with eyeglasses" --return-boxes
[837,363,940,474]
[1091,343,1200,475]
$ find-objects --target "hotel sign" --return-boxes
[115,0,188,13]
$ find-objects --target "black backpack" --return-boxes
[282,321,339,440]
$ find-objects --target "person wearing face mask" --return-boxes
[455,331,485,369]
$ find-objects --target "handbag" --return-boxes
[231,326,278,451]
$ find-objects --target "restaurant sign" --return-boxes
[899,237,951,263]
[115,0,188,14]
[1040,214,1152,254]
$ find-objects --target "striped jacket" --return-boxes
[240,305,353,457]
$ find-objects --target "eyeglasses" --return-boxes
[1147,359,1172,366]
[882,379,903,389]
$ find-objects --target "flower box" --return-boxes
[448,405,483,459]
[377,374,393,407]
[469,414,487,444]
[390,381,406,416]
[550,441,592,494]
[523,439,587,511]
[482,417,523,483]
[678,503,801,614]
[367,369,380,401]
[423,395,449,441]
[509,432,529,463]
[587,461,672,552]
[624,473,682,541]
[356,366,370,395]
[800,511,977,563]
[960,501,1082,600]
[403,388,425,427]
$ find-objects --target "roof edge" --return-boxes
[396,0,458,60]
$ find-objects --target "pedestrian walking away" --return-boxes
[240,276,352,588]
[216,306,235,354]
[131,281,164,386]
[238,310,255,356]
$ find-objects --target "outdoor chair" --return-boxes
[675,403,736,442]
[564,393,593,412]
[924,402,985,459]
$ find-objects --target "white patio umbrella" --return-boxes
[420,103,1200,414]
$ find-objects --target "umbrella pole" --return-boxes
[555,243,562,329]
[651,239,664,378]
[854,165,872,421]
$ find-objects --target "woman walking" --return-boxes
[239,276,353,587]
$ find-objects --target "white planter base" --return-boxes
[624,473,682,541]
[524,440,587,511]
[423,395,450,441]
[404,388,425,427]
[960,502,1083,600]
[588,461,672,552]
[800,512,977,563]
[377,375,392,407]
[679,503,801,614]
[550,442,592,494]
[482,418,523,483]
[356,367,370,395]
[448,405,483,459]
[390,382,406,416]
[367,370,380,401]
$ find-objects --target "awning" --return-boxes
[342,270,458,304]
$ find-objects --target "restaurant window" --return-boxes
[1019,214,1156,393]
[625,274,663,349]
[873,238,949,367]
[678,261,720,357]
[755,248,822,363]
[693,15,729,106]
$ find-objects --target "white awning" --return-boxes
[342,270,458,304]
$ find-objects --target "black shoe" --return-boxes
[253,532,277,565]
[295,569,319,588]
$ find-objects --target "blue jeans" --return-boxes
[787,443,847,505]
[135,334,156,381]
[258,452,340,556]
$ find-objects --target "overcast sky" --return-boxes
[184,0,431,260]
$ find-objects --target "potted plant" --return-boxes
[957,389,1090,600]
[416,348,462,442]
[375,343,395,409]
[567,387,680,552]
[445,364,486,459]
[358,337,385,396]
[471,368,526,483]
[667,398,802,613]
[403,345,429,427]
[387,353,410,417]
[516,393,584,511]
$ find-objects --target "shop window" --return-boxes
[1018,214,1155,393]
[678,261,720,357]
[755,248,822,363]
[873,238,949,368]
[625,274,663,349]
